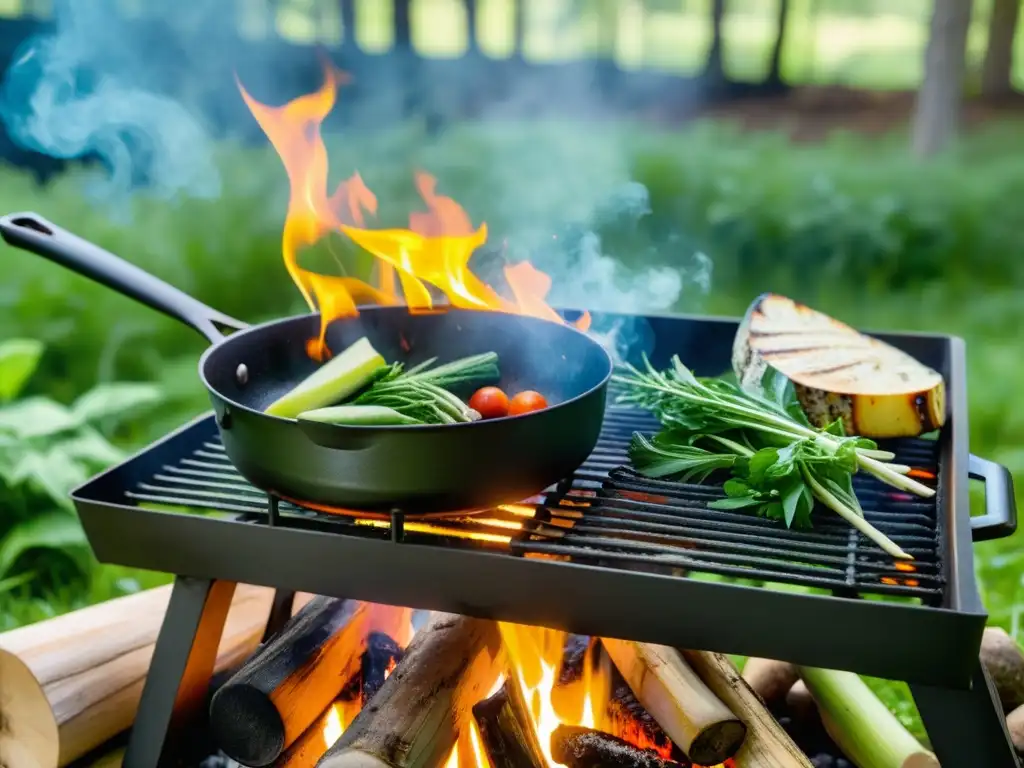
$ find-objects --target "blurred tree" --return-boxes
[395,0,412,49]
[912,0,974,157]
[981,0,1020,97]
[766,0,791,87]
[705,0,727,84]
[339,0,357,48]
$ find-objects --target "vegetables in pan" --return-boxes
[734,293,946,438]
[614,356,936,560]
[268,335,555,426]
[265,337,386,418]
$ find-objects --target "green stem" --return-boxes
[705,434,755,457]
[802,466,912,560]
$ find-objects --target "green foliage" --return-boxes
[0,338,165,619]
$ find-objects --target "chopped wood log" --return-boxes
[558,634,595,686]
[550,725,690,768]
[681,651,813,768]
[472,672,546,768]
[276,699,363,768]
[603,639,746,765]
[209,597,371,767]
[0,583,275,768]
[742,658,800,709]
[1006,702,1024,755]
[606,673,686,763]
[316,613,504,768]
[337,632,406,705]
[980,627,1024,714]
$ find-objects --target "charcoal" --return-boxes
[809,755,835,768]
[558,634,593,685]
[835,760,852,768]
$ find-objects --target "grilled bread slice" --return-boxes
[732,293,946,438]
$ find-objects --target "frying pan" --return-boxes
[0,212,612,514]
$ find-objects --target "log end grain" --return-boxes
[688,720,747,767]
[208,684,286,767]
[0,650,60,768]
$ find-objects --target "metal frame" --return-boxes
[62,311,1019,766]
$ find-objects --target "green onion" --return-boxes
[297,404,422,426]
[798,667,939,768]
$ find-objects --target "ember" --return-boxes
[238,68,589,361]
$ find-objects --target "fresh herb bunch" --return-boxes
[354,352,499,425]
[614,356,936,560]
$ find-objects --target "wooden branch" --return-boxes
[472,672,546,768]
[681,651,812,768]
[0,583,275,768]
[603,639,745,765]
[316,613,504,768]
[606,671,684,762]
[550,725,690,768]
[276,699,363,768]
[210,597,371,767]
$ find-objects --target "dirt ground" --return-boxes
[687,86,1024,140]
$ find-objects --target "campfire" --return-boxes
[236,66,590,363]
[204,595,798,768]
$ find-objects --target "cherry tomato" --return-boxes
[508,390,548,416]
[469,386,510,419]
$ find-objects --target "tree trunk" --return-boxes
[393,0,412,50]
[340,0,358,50]
[766,0,792,87]
[912,0,975,158]
[981,0,1021,98]
[466,0,478,53]
[705,0,727,84]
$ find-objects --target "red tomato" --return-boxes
[508,390,548,416]
[469,386,510,419]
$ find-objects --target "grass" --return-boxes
[2,107,1023,744]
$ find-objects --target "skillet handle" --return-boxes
[0,211,247,344]
[969,453,1017,542]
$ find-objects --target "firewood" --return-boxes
[316,613,504,768]
[980,627,1024,714]
[1006,702,1024,755]
[0,583,275,768]
[276,699,363,768]
[606,673,685,762]
[550,725,690,768]
[472,672,546,768]
[603,639,746,765]
[209,597,372,767]
[558,634,595,686]
[742,658,800,709]
[360,632,404,704]
[681,651,813,768]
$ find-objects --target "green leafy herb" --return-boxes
[352,352,499,425]
[615,356,936,560]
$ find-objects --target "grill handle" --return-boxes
[969,454,1017,542]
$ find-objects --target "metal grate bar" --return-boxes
[116,405,943,602]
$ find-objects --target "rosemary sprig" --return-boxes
[615,356,930,560]
[353,352,499,424]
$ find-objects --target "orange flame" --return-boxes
[238,69,590,360]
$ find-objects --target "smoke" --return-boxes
[0,0,221,203]
[0,0,714,359]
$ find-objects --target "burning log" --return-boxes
[209,597,373,767]
[550,725,690,768]
[0,583,275,768]
[472,672,547,768]
[603,639,746,765]
[276,699,363,768]
[316,613,504,768]
[980,627,1024,714]
[681,651,813,768]
[607,673,685,761]
[558,634,595,686]
[741,658,800,710]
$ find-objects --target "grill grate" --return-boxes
[122,405,943,603]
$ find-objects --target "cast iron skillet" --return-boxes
[0,212,612,514]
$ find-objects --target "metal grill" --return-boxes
[120,405,942,603]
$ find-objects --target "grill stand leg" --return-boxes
[124,577,237,768]
[910,659,1021,766]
